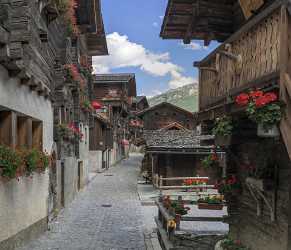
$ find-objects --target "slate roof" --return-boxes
[137,102,194,117]
[144,130,215,151]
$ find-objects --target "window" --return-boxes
[0,111,16,147]
[17,116,32,148]
[0,110,43,150]
[32,120,43,150]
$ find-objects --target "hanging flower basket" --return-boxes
[257,123,280,138]
[235,90,284,138]
[212,116,233,147]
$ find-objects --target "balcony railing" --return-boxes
[197,3,281,111]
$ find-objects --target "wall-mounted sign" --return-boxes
[239,0,264,19]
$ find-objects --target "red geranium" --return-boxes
[249,90,264,99]
[255,96,268,108]
[255,92,278,108]
[235,93,249,106]
[211,154,218,161]
[264,92,277,103]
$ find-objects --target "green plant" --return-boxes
[82,99,93,112]
[39,151,50,171]
[221,238,250,250]
[201,154,219,168]
[162,196,190,216]
[246,102,283,129]
[0,145,22,178]
[198,195,223,205]
[212,116,233,136]
[24,149,39,175]
[170,201,190,216]
[215,175,240,195]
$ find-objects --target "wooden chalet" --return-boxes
[137,102,196,130]
[133,96,149,111]
[161,1,291,250]
[0,0,108,248]
[92,74,137,162]
[89,112,113,171]
[139,102,222,186]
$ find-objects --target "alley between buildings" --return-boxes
[17,154,150,250]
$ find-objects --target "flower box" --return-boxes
[215,135,232,147]
[257,124,280,138]
[198,202,223,210]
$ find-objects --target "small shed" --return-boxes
[144,130,224,188]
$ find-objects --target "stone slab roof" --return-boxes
[144,130,214,150]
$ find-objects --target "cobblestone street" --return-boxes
[18,154,148,250]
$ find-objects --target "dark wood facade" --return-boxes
[92,74,137,160]
[161,1,291,250]
[89,114,112,151]
[138,102,195,130]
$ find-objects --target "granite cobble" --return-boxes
[17,154,147,250]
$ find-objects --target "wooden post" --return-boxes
[151,153,154,181]
[159,175,163,188]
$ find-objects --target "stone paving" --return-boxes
[18,154,147,250]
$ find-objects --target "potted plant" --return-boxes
[235,90,284,137]
[0,145,50,182]
[0,145,22,180]
[215,175,241,199]
[216,238,250,250]
[213,116,233,147]
[183,178,208,192]
[202,154,220,168]
[197,195,224,210]
[81,99,93,113]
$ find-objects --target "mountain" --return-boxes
[148,84,198,112]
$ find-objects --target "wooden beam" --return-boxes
[0,26,9,45]
[183,1,199,44]
[0,111,17,148]
[197,1,283,66]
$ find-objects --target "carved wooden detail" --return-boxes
[198,10,280,110]
[239,0,265,19]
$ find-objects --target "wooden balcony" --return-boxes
[196,2,282,111]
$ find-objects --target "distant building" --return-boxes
[137,102,196,130]
[91,74,137,165]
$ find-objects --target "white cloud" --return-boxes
[168,71,198,89]
[180,42,208,51]
[152,22,159,28]
[93,32,196,90]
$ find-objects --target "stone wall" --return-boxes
[89,151,103,172]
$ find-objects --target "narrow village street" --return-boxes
[17,154,151,250]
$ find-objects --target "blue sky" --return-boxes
[92,0,218,97]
